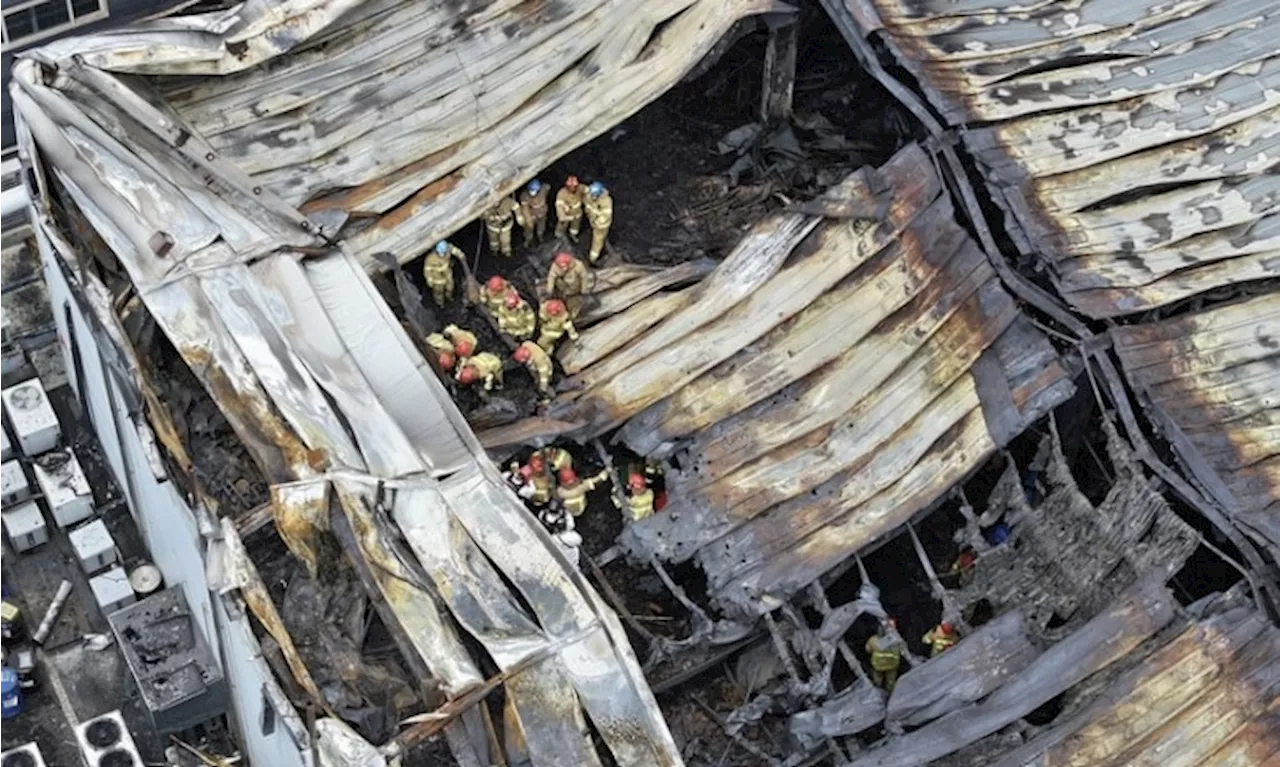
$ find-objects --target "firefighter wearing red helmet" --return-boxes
[496,289,536,341]
[455,351,503,391]
[923,620,958,657]
[513,341,553,396]
[555,466,609,517]
[424,332,457,373]
[545,251,591,319]
[536,299,579,352]
[479,275,510,315]
[555,176,584,242]
[626,473,655,521]
[443,324,478,361]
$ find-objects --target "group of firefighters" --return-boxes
[481,175,615,263]
[500,446,660,566]
[864,617,960,692]
[421,176,604,398]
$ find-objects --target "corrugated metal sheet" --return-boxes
[994,596,1280,767]
[558,144,1078,612]
[9,0,772,760]
[828,0,1280,318]
[1113,294,1280,552]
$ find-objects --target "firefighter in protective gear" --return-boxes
[480,275,510,316]
[556,467,610,517]
[425,332,457,371]
[443,325,477,361]
[536,299,578,352]
[497,290,537,341]
[456,351,504,391]
[513,341,553,396]
[537,446,573,474]
[423,240,465,305]
[947,549,978,588]
[545,251,591,319]
[626,473,655,521]
[583,181,613,263]
[524,453,554,506]
[517,179,550,245]
[923,621,958,657]
[555,176,584,242]
[865,619,906,691]
[484,196,519,258]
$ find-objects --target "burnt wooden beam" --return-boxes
[760,13,798,124]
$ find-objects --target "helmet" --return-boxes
[554,251,574,270]
[558,467,577,484]
[519,464,533,480]
[435,241,449,255]
[885,618,897,629]
[457,366,477,384]
[529,454,546,472]
[504,291,521,309]
[513,344,531,363]
[565,175,579,189]
[628,473,645,492]
[588,181,605,198]
[437,351,455,370]
[454,337,474,357]
[939,621,954,634]
[528,179,543,194]
[486,275,507,293]
[544,299,565,316]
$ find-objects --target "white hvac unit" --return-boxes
[0,742,48,767]
[70,519,118,575]
[89,567,135,616]
[1,460,29,505]
[32,450,93,529]
[75,710,142,767]
[2,379,60,457]
[2,501,48,553]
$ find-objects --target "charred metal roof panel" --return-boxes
[834,0,1280,318]
[994,598,1280,767]
[1113,293,1280,550]
[561,144,1077,612]
[10,0,784,761]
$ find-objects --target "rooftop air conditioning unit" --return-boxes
[32,449,93,528]
[75,710,141,767]
[0,742,47,767]
[2,379,60,457]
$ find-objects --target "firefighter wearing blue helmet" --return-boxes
[518,178,550,245]
[423,239,465,305]
[583,181,613,263]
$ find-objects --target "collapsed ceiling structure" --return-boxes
[8,0,1278,765]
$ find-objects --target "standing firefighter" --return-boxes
[536,299,578,352]
[545,251,591,319]
[555,176,584,242]
[556,468,610,517]
[456,351,504,391]
[865,619,907,691]
[923,621,958,657]
[583,181,613,264]
[497,290,536,341]
[484,195,520,258]
[513,341,554,397]
[479,275,510,316]
[423,240,465,305]
[625,473,655,521]
[517,179,550,245]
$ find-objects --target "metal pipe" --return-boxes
[1,185,28,219]
[32,580,72,645]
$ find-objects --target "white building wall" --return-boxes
[39,222,308,767]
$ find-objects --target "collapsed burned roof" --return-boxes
[9,0,1279,764]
